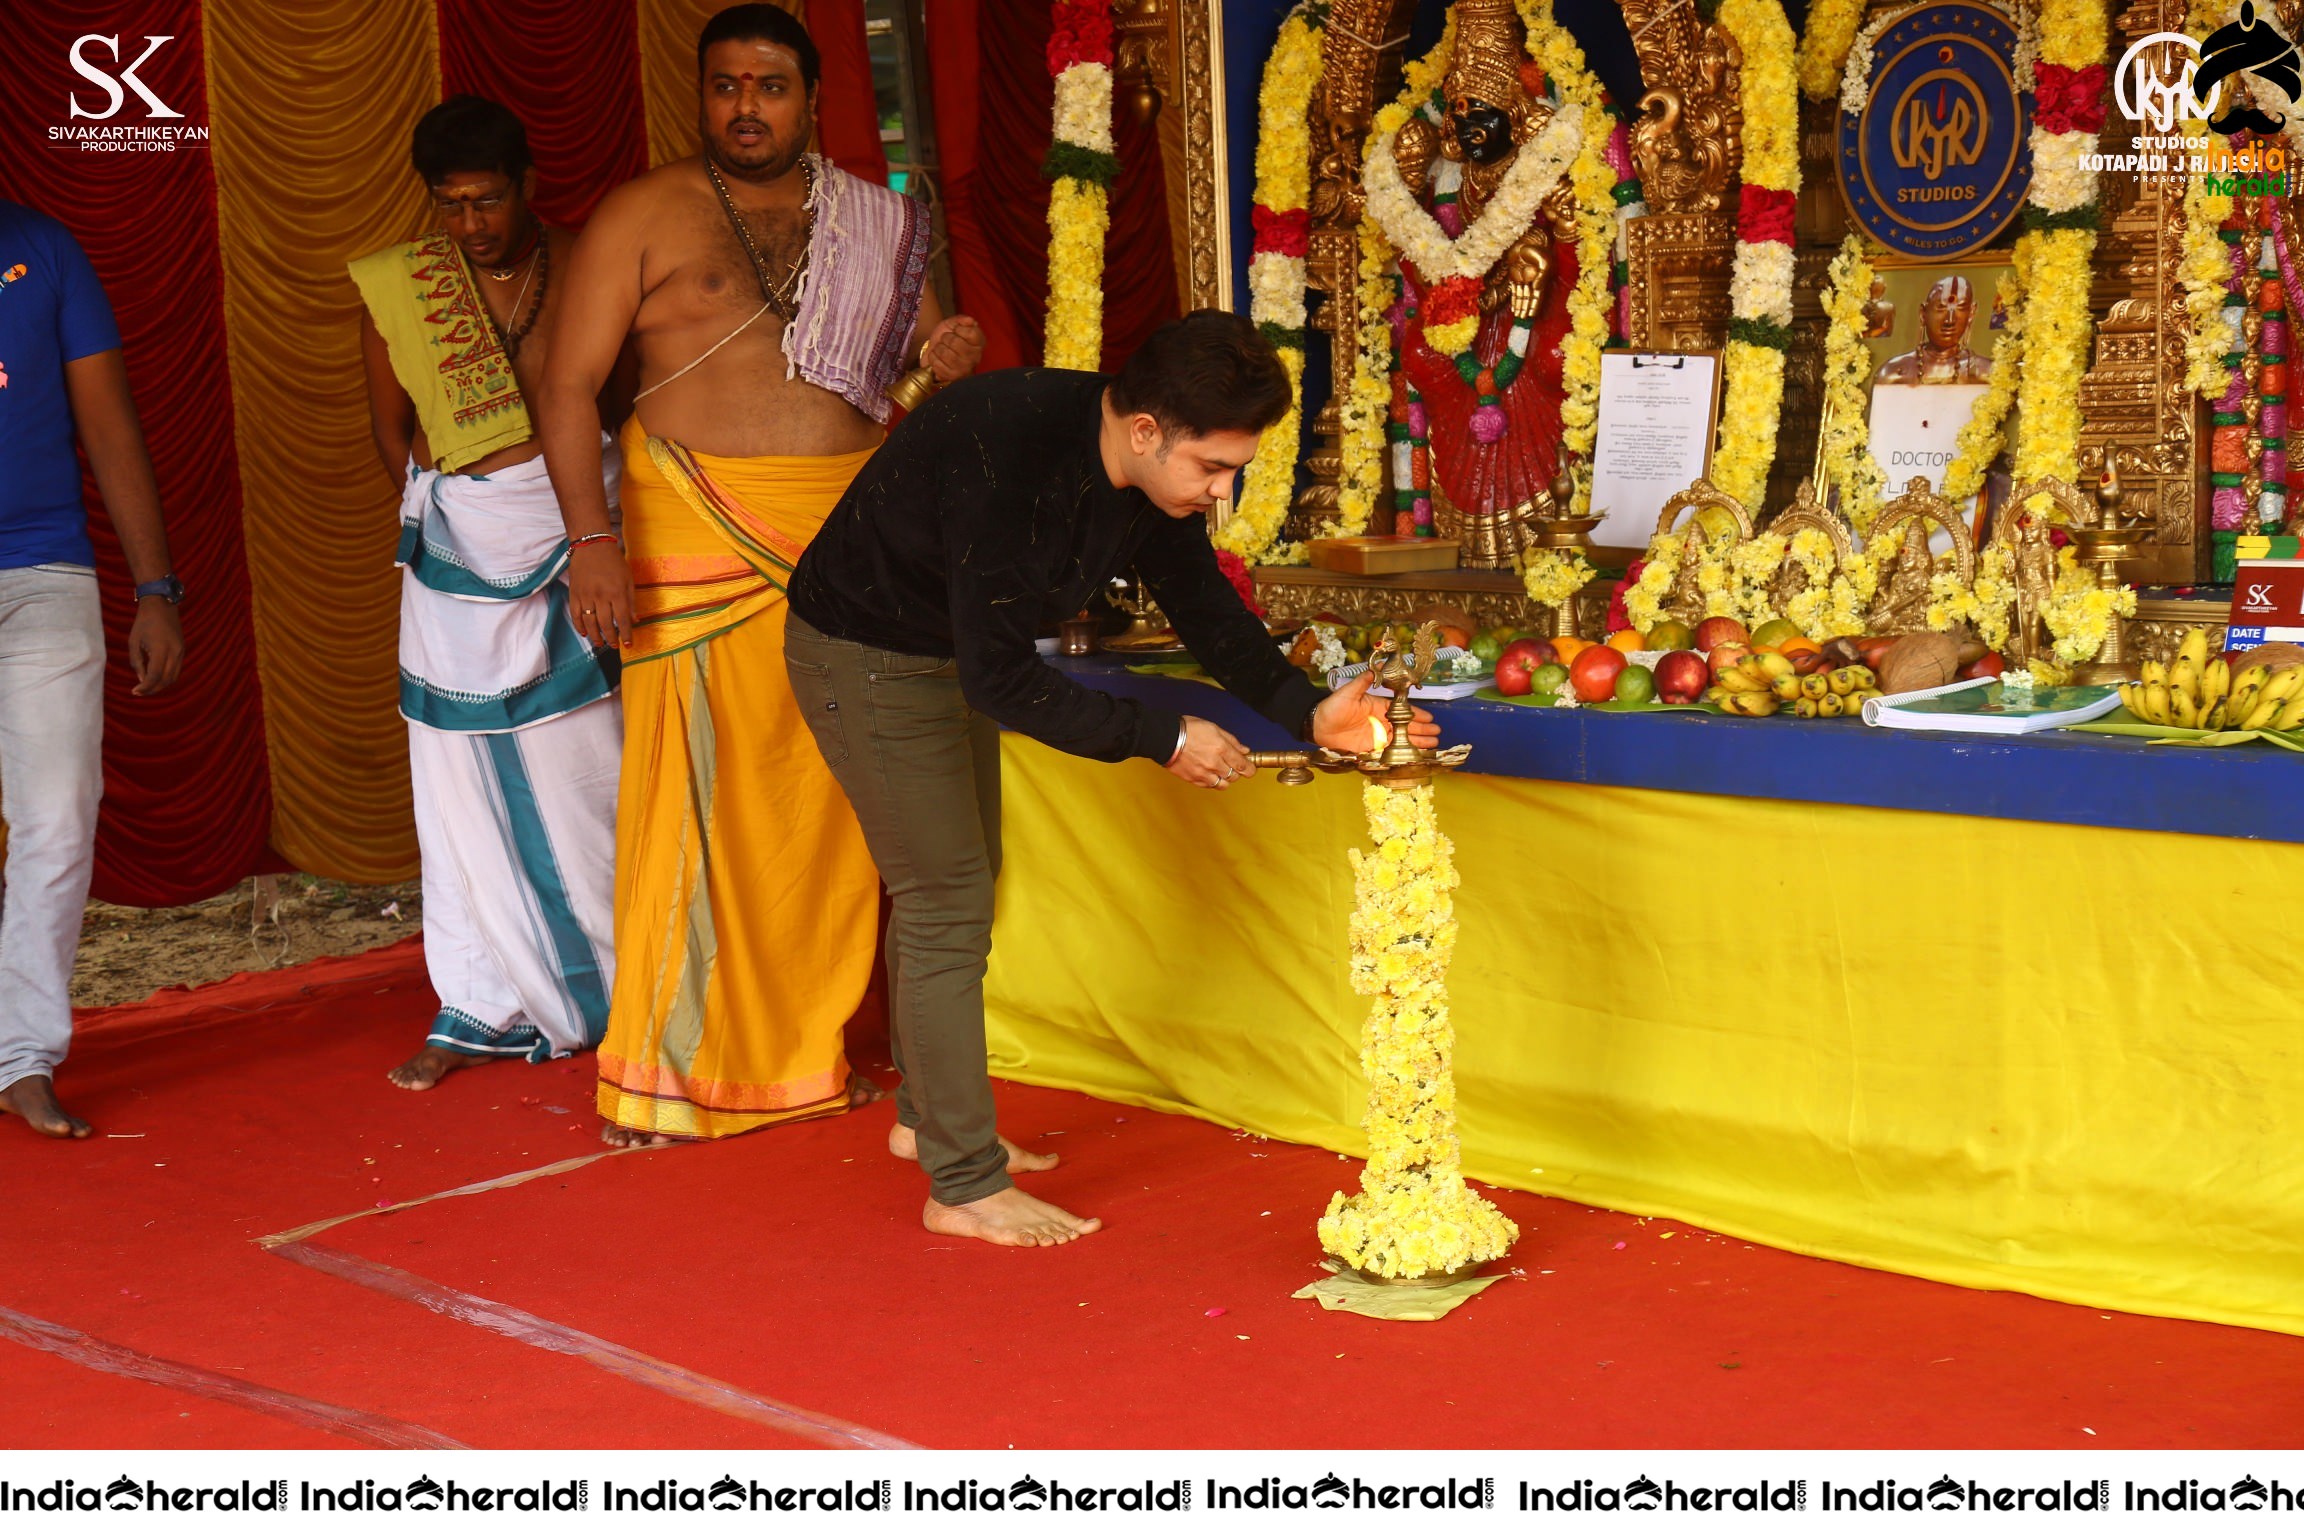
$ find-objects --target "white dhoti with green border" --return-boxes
[396,452,621,1061]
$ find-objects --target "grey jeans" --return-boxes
[785,613,1009,1206]
[0,566,104,1092]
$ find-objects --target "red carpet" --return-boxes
[5,942,2302,1449]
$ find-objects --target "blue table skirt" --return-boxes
[1051,655,2303,845]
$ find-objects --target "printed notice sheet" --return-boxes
[1589,352,1720,551]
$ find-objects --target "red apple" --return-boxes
[1568,644,1628,702]
[1958,650,2007,681]
[1707,641,1751,681]
[1695,616,1749,652]
[1654,649,1710,704]
[1493,637,1557,697]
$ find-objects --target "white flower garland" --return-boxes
[1363,111,1583,285]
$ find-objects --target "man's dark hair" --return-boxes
[698,4,820,90]
[1108,310,1291,440]
[411,95,532,186]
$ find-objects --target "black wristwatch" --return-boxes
[134,574,185,605]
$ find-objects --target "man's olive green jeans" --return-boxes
[785,614,1010,1207]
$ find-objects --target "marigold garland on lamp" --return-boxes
[1243,628,1508,1286]
[1041,0,1117,371]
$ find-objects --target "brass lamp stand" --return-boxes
[2068,463,2143,687]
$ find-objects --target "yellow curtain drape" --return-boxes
[639,0,803,167]
[985,739,2304,1337]
[204,0,440,883]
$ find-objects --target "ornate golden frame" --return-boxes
[1117,0,1232,312]
[1870,476,1978,586]
[1656,477,1756,542]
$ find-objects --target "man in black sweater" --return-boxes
[785,310,1434,1248]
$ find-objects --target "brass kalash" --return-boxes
[1245,622,1474,784]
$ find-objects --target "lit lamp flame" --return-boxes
[1368,715,1391,754]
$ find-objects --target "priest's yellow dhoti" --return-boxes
[595,416,880,1138]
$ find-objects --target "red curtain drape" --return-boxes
[437,0,650,227]
[930,0,1177,370]
[926,0,1027,369]
[0,3,273,906]
[811,0,891,184]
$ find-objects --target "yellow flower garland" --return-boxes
[1318,781,1515,1281]
[1797,0,1868,101]
[2179,121,2239,400]
[2040,546,2138,663]
[1942,264,2026,504]
[1820,236,1887,530]
[1218,8,1325,566]
[1044,177,1109,370]
[1332,216,1397,541]
[1710,0,1800,509]
[2008,0,2106,486]
[2011,225,2094,484]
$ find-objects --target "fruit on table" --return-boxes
[1706,641,1752,680]
[1645,618,1696,652]
[1468,630,1508,666]
[1799,672,1831,701]
[1569,644,1628,701]
[1876,632,1960,695]
[1717,689,1779,717]
[1819,636,1866,670]
[1653,649,1709,703]
[1614,664,1657,704]
[1494,637,1557,695]
[1826,665,1876,696]
[1551,636,1593,665]
[1853,635,1897,670]
[1715,651,1794,696]
[2128,629,2304,729]
[1607,628,1647,654]
[1695,615,1749,652]
[1750,617,1802,650]
[1958,651,2006,681]
[1529,661,1570,699]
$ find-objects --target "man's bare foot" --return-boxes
[386,1045,484,1091]
[888,1122,1057,1174]
[0,1076,91,1139]
[599,1122,682,1148]
[923,1187,1101,1248]
[847,1072,886,1108]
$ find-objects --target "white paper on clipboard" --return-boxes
[1588,352,1721,550]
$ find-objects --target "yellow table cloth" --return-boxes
[984,736,2304,1335]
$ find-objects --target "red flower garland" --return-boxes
[2032,62,2108,135]
[1423,274,1483,328]
[1215,548,1266,616]
[1047,0,1114,72]
[1251,203,1310,257]
[1736,184,1797,246]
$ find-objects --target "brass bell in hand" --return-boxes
[886,365,941,415]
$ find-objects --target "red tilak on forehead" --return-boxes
[738,71,756,82]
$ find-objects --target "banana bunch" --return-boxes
[1781,665,1884,720]
[1706,651,1794,717]
[2122,628,2304,730]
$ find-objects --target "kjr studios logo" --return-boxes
[2117,0,2302,134]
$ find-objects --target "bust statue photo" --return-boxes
[1874,274,1995,386]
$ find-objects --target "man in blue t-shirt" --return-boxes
[0,198,186,1140]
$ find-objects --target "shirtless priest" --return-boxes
[538,4,987,1147]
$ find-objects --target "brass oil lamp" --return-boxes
[2064,460,2143,686]
[1248,623,1475,785]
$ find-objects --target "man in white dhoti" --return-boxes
[351,96,626,1088]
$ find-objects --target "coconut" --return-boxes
[1877,632,1961,696]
